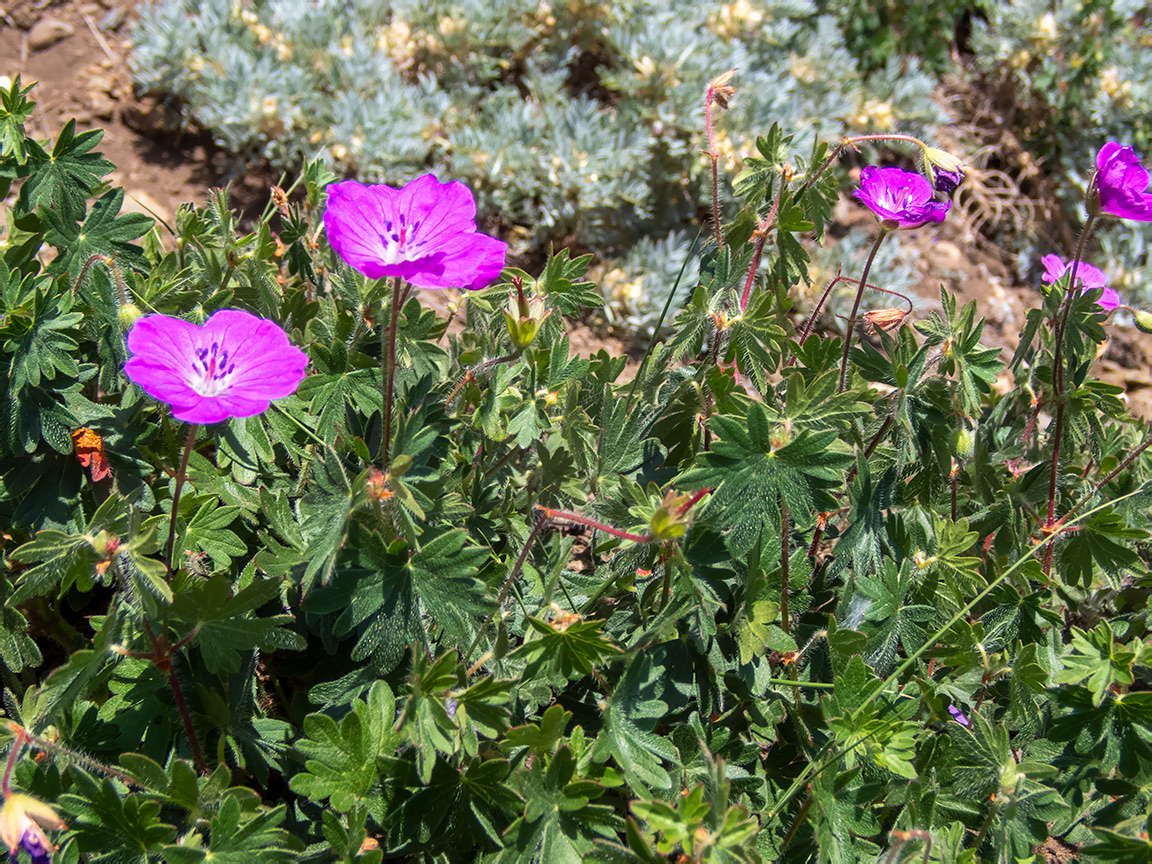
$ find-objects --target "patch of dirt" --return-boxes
[1036,835,1079,863]
[4,0,1152,411]
[1,0,275,225]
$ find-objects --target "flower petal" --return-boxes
[323,181,403,279]
[401,231,508,290]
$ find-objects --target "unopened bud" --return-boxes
[504,288,551,351]
[118,303,144,331]
[922,146,965,195]
[1135,310,1152,334]
[950,427,975,461]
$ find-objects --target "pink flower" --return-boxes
[854,166,950,230]
[1094,142,1152,221]
[323,175,507,290]
[0,794,63,864]
[1040,254,1120,311]
[124,309,308,424]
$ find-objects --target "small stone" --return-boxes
[27,18,74,50]
[78,2,100,14]
[99,7,126,31]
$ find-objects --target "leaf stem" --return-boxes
[165,424,199,573]
[838,230,888,393]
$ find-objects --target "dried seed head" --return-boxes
[708,69,737,110]
[863,307,908,334]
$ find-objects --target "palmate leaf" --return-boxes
[175,496,246,573]
[1054,621,1138,707]
[57,769,178,860]
[0,75,36,166]
[161,796,304,863]
[170,574,305,675]
[591,653,678,793]
[333,529,492,665]
[678,401,852,556]
[513,617,622,683]
[3,286,82,395]
[856,558,934,676]
[17,120,114,221]
[290,681,399,812]
[1055,506,1146,588]
[914,287,1003,417]
[43,186,152,278]
[498,746,621,864]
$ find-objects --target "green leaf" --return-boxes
[44,187,152,278]
[1055,621,1137,706]
[57,770,177,859]
[678,401,852,556]
[591,653,678,792]
[161,795,303,863]
[17,120,114,221]
[170,574,305,675]
[0,75,36,165]
[290,681,399,811]
[513,616,622,683]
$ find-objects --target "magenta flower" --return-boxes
[855,166,950,230]
[124,309,308,424]
[323,174,507,290]
[1040,254,1120,311]
[1094,142,1152,221]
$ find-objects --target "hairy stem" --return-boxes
[2,726,27,797]
[838,230,888,393]
[381,278,406,468]
[165,424,199,573]
[1044,216,1096,576]
[739,176,786,313]
[780,499,791,635]
[166,658,208,774]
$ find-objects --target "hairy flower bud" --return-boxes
[1134,310,1152,334]
[118,303,144,332]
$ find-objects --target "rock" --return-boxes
[27,18,74,50]
[99,7,126,31]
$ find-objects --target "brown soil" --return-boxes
[4,0,1152,412]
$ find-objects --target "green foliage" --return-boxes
[1,75,1150,864]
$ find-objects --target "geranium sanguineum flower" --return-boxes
[1093,141,1152,221]
[124,309,308,424]
[1040,254,1120,311]
[323,174,507,290]
[855,166,950,230]
[1,794,64,864]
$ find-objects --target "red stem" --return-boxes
[535,506,654,543]
[838,230,888,393]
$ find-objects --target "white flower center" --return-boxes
[189,340,236,397]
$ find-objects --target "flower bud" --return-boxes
[922,146,965,195]
[1135,310,1152,334]
[950,426,975,461]
[118,303,144,332]
[504,284,551,351]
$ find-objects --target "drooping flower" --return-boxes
[1040,254,1120,311]
[323,174,507,290]
[855,166,950,230]
[124,309,308,424]
[1093,142,1152,221]
[0,793,64,864]
[921,146,965,195]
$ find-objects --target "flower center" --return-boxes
[189,340,236,397]
[378,212,426,262]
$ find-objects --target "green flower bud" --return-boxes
[1135,310,1152,334]
[950,426,975,461]
[118,303,144,332]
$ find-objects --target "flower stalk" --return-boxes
[165,424,199,573]
[838,229,888,392]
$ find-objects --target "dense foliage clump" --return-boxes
[2,65,1152,863]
